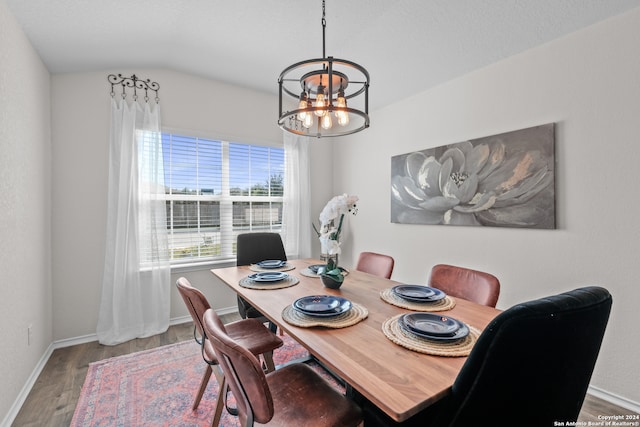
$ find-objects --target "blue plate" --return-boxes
[392,285,446,302]
[248,272,289,282]
[293,295,352,317]
[308,264,327,274]
[308,265,349,275]
[399,313,469,341]
[256,260,287,269]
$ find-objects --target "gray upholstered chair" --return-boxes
[428,263,500,307]
[202,308,363,427]
[176,277,283,426]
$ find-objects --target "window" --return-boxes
[162,133,284,264]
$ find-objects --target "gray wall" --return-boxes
[0,0,52,420]
[337,7,640,409]
[49,68,332,343]
[50,69,288,340]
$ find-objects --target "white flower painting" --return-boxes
[391,123,555,229]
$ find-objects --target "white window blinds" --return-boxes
[162,133,284,263]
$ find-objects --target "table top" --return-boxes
[211,258,501,422]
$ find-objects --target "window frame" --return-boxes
[160,130,285,269]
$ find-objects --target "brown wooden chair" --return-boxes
[355,251,395,279]
[176,277,283,426]
[427,264,500,307]
[202,308,364,427]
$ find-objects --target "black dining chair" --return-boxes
[363,286,613,427]
[236,232,287,333]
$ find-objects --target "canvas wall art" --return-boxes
[391,123,555,229]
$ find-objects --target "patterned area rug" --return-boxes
[71,334,337,426]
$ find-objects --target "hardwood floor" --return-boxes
[579,393,639,423]
[11,320,638,426]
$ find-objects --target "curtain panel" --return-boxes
[97,98,170,345]
[283,132,312,259]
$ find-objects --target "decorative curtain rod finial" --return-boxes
[107,73,161,103]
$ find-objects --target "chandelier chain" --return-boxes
[322,0,326,58]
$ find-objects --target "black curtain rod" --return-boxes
[108,73,160,103]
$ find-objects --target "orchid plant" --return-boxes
[313,194,358,279]
[313,194,358,282]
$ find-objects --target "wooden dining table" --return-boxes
[211,258,501,424]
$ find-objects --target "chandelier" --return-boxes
[278,0,370,138]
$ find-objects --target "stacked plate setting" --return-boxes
[292,295,352,318]
[307,264,327,275]
[255,260,287,269]
[398,313,469,342]
[247,271,289,283]
[391,284,469,341]
[391,284,446,302]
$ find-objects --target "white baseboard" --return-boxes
[50,306,237,350]
[589,385,640,414]
[0,307,237,427]
[0,342,54,427]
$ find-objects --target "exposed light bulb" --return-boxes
[337,111,349,126]
[335,90,349,126]
[315,84,327,117]
[303,106,313,128]
[321,111,333,129]
[297,91,308,121]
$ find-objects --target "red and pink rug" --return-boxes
[71,334,335,426]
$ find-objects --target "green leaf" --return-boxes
[325,268,344,282]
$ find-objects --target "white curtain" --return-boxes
[283,132,312,259]
[97,98,170,345]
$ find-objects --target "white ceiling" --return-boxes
[6,0,640,110]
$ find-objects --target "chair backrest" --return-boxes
[203,308,274,426]
[441,286,612,427]
[236,232,287,266]
[355,251,395,279]
[428,264,500,307]
[176,277,211,342]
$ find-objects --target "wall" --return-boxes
[337,7,640,407]
[11,0,639,418]
[51,69,293,341]
[0,0,52,421]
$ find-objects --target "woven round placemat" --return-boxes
[239,275,300,290]
[380,288,456,312]
[300,267,321,278]
[249,263,296,272]
[281,302,368,328]
[382,314,480,357]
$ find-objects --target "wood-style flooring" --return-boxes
[10,320,638,426]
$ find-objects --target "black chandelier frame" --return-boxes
[277,1,370,138]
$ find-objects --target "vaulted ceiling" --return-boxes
[7,0,640,110]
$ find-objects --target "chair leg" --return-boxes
[211,369,226,427]
[193,364,213,410]
[263,351,276,372]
